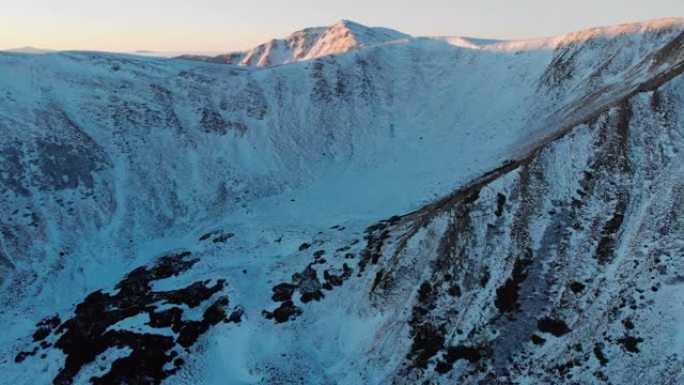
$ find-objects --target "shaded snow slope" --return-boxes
[0,18,683,385]
[359,75,684,385]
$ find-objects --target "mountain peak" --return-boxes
[178,20,408,67]
[328,19,377,32]
[331,19,357,27]
[1,46,53,54]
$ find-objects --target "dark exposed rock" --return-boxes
[553,358,580,376]
[569,281,585,293]
[462,188,481,205]
[200,108,234,135]
[371,270,384,292]
[212,232,235,243]
[32,315,60,342]
[479,270,490,288]
[358,221,392,275]
[294,265,323,303]
[537,317,571,337]
[595,198,627,264]
[417,282,433,303]
[147,307,183,328]
[408,323,445,369]
[618,335,643,353]
[623,319,635,330]
[199,231,217,241]
[176,296,230,347]
[495,193,506,217]
[448,284,461,297]
[15,251,239,385]
[227,307,244,323]
[435,345,487,374]
[263,301,302,323]
[495,256,532,313]
[387,215,402,224]
[593,343,609,366]
[531,335,546,345]
[14,348,37,363]
[265,251,354,322]
[198,230,234,243]
[272,283,297,302]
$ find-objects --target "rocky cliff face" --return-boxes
[362,78,684,385]
[0,19,682,385]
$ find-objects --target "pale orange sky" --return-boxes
[1,0,683,53]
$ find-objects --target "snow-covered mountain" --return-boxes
[177,19,409,66]
[0,46,54,54]
[0,18,683,385]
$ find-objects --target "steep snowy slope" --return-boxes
[0,18,682,385]
[178,20,409,66]
[220,62,684,385]
[359,73,684,385]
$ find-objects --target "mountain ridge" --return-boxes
[177,17,684,66]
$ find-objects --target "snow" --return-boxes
[177,19,409,67]
[0,17,683,385]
